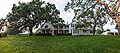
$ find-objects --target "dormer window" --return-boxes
[117,12,120,16]
[2,28,4,31]
[45,25,48,28]
[83,30,87,32]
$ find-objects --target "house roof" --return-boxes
[41,22,69,28]
[39,28,52,30]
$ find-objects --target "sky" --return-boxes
[0,0,74,23]
[0,0,118,32]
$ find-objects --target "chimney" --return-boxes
[67,22,68,24]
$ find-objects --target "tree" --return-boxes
[65,0,109,35]
[0,19,6,37]
[40,3,62,27]
[7,0,45,35]
[96,0,120,35]
[7,0,61,35]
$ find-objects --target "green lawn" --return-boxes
[0,36,120,53]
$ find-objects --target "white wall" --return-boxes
[70,20,94,35]
[69,24,72,33]
[42,22,54,29]
[72,29,93,35]
[78,30,93,35]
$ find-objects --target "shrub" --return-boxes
[0,33,7,38]
[57,33,72,36]
[4,28,20,36]
[34,33,52,36]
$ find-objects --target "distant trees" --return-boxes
[6,0,63,35]
[0,18,11,37]
[65,0,109,35]
[0,19,6,30]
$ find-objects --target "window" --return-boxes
[2,28,4,31]
[73,30,78,33]
[65,25,69,28]
[115,33,118,35]
[65,30,69,33]
[90,31,93,33]
[71,24,74,27]
[59,26,63,29]
[83,30,87,33]
[117,12,120,16]
[45,25,48,28]
[59,30,63,33]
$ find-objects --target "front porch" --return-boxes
[40,29,69,35]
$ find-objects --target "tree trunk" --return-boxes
[91,8,96,35]
[93,25,96,35]
[93,18,96,35]
[29,26,33,36]
[118,29,120,35]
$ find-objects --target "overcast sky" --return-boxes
[0,0,74,24]
[0,0,117,32]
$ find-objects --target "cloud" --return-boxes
[0,0,74,23]
[60,11,74,24]
[0,0,32,18]
[49,0,74,24]
[44,0,74,24]
[53,0,68,5]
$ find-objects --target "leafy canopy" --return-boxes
[7,0,64,35]
[65,0,110,34]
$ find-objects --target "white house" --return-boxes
[102,31,118,35]
[36,22,70,35]
[36,20,94,36]
[0,19,94,36]
[69,19,94,35]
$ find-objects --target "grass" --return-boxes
[0,35,120,53]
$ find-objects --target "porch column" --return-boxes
[114,33,115,35]
[52,29,55,36]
